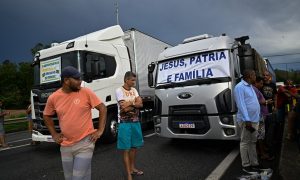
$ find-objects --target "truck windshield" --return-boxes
[156,50,231,88]
[33,50,117,86]
[33,51,79,86]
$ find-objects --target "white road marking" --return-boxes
[9,138,32,143]
[205,146,239,180]
[144,132,156,138]
[0,143,31,151]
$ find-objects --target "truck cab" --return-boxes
[31,25,130,143]
[148,34,268,140]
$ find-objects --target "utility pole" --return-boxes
[115,0,119,25]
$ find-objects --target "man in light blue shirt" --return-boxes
[234,69,261,173]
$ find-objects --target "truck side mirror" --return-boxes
[148,62,155,87]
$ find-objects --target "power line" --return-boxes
[263,52,300,57]
[272,62,300,65]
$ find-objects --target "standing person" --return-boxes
[261,70,277,115]
[261,70,277,156]
[294,97,300,152]
[26,103,34,145]
[253,76,274,160]
[234,69,261,173]
[26,104,32,133]
[43,66,107,180]
[0,100,10,148]
[116,71,144,180]
[279,80,299,140]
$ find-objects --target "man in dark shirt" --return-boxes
[260,70,277,157]
[261,70,277,113]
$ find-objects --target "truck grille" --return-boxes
[168,105,210,134]
[32,88,60,133]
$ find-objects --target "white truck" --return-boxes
[30,25,171,143]
[148,34,274,140]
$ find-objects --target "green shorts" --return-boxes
[117,121,144,150]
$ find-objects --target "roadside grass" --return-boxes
[4,122,28,133]
[4,110,28,133]
[7,113,27,119]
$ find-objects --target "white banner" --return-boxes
[157,50,230,84]
[40,57,61,84]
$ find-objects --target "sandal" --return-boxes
[131,170,144,176]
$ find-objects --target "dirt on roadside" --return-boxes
[5,109,26,118]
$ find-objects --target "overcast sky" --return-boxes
[1,0,300,69]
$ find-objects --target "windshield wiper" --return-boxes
[156,82,184,89]
[156,77,231,89]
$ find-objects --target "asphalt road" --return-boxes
[0,130,240,180]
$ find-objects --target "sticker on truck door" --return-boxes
[40,57,61,84]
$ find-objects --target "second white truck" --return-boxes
[148,34,274,140]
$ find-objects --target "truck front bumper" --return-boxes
[154,116,240,140]
[32,130,54,142]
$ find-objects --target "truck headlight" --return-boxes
[220,115,234,125]
[223,128,235,136]
[155,127,161,133]
[153,116,161,124]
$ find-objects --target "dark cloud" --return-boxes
[0,0,299,64]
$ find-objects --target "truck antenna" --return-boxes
[85,35,88,47]
[115,0,120,25]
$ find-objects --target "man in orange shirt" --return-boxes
[43,66,107,180]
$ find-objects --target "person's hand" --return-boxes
[245,121,255,133]
[120,101,132,108]
[52,133,64,144]
[90,130,103,143]
[266,99,273,104]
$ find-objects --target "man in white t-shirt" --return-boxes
[116,71,144,180]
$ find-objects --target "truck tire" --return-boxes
[101,111,118,144]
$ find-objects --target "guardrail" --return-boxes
[4,117,27,125]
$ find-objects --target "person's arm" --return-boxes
[234,87,251,122]
[133,96,143,109]
[289,88,299,98]
[43,114,63,144]
[90,103,107,143]
[132,88,143,109]
[120,100,132,109]
[234,86,255,131]
[26,105,31,114]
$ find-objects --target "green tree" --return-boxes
[17,62,34,106]
[0,60,20,108]
[0,61,34,109]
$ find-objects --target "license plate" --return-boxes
[179,123,195,128]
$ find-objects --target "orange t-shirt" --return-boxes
[43,87,102,146]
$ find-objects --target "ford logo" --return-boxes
[178,92,192,99]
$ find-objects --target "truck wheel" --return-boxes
[101,111,118,143]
